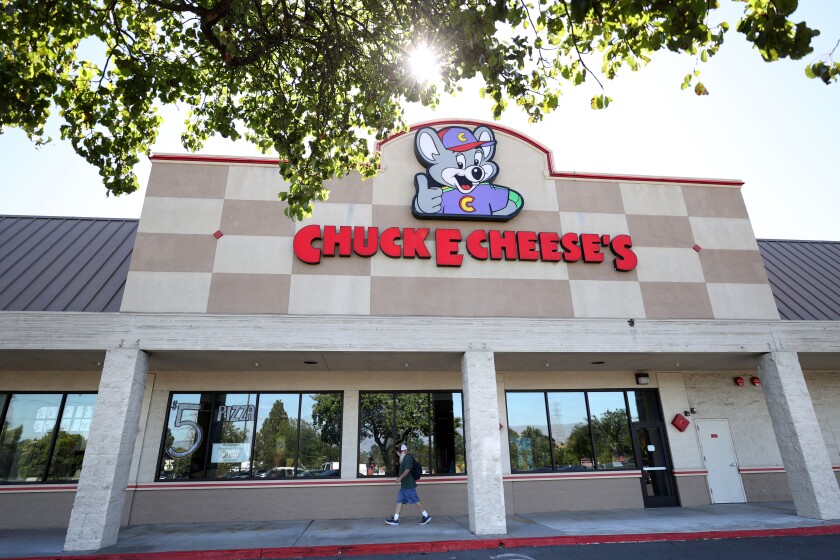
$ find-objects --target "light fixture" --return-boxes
[591,361,605,365]
[303,361,318,365]
[254,362,260,368]
[635,373,650,385]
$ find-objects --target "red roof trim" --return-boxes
[150,154,282,166]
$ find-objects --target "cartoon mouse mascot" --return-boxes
[412,126,524,221]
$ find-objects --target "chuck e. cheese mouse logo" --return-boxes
[412,126,523,221]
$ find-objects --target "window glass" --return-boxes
[431,392,465,474]
[47,394,97,481]
[159,393,213,480]
[298,393,341,477]
[506,392,552,472]
[0,394,63,482]
[206,393,257,479]
[628,391,661,423]
[587,392,633,470]
[253,394,300,479]
[547,392,594,471]
[359,393,396,476]
[397,393,431,474]
[358,392,464,478]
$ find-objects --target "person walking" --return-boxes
[385,443,431,525]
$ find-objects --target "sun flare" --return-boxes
[408,44,441,83]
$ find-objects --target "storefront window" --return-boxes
[506,390,655,473]
[47,393,97,481]
[547,392,594,471]
[158,391,342,481]
[507,392,552,472]
[0,393,97,483]
[587,392,633,470]
[358,392,464,477]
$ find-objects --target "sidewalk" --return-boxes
[3,502,840,560]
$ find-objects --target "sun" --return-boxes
[408,44,441,84]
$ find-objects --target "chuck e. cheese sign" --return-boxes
[293,125,637,272]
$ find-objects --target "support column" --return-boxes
[462,351,506,535]
[758,352,840,519]
[64,349,149,551]
[341,390,360,479]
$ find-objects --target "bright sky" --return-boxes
[1,2,838,241]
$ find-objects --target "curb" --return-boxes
[9,525,840,560]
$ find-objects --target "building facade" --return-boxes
[1,120,839,551]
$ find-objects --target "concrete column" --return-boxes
[462,351,506,535]
[64,349,149,551]
[758,352,840,519]
[341,390,360,479]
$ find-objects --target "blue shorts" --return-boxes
[397,488,420,505]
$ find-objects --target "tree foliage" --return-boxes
[1,1,834,217]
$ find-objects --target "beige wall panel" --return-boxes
[225,165,289,201]
[626,215,695,248]
[127,483,466,524]
[620,183,687,216]
[296,202,373,231]
[137,197,224,235]
[567,260,638,281]
[207,273,291,314]
[370,277,573,318]
[120,271,212,313]
[742,472,793,502]
[699,249,771,284]
[370,250,569,281]
[675,475,711,506]
[129,233,217,273]
[292,254,372,276]
[288,275,371,315]
[321,172,373,205]
[508,478,643,513]
[569,280,645,318]
[146,163,228,199]
[219,200,294,237]
[492,132,551,198]
[683,372,782,468]
[682,185,749,219]
[558,212,629,236]
[633,248,705,283]
[556,180,624,214]
[0,492,77,529]
[690,217,759,251]
[706,283,780,320]
[640,282,714,319]
[0,371,100,391]
[213,235,293,275]
[372,135,416,207]
[370,207,562,239]
[521,179,560,213]
[657,373,706,470]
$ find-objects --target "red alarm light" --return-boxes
[751,376,761,386]
[671,414,690,432]
[734,376,745,386]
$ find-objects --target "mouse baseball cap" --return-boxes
[400,444,408,451]
[438,127,496,152]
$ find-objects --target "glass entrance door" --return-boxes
[631,422,678,507]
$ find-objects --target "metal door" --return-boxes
[696,419,746,503]
[631,422,679,507]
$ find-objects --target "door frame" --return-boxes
[630,421,680,508]
[695,418,747,504]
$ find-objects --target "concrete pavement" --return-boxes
[2,502,840,559]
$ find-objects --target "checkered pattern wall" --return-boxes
[122,125,778,320]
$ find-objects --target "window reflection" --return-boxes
[298,393,341,477]
[253,394,300,478]
[547,392,594,471]
[47,394,97,481]
[586,392,633,470]
[507,393,552,472]
[0,394,64,482]
[206,393,257,479]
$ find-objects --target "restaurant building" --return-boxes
[1,120,839,551]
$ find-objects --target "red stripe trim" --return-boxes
[9,525,840,560]
[739,467,786,473]
[504,470,641,481]
[128,476,468,491]
[673,470,708,476]
[0,484,77,493]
